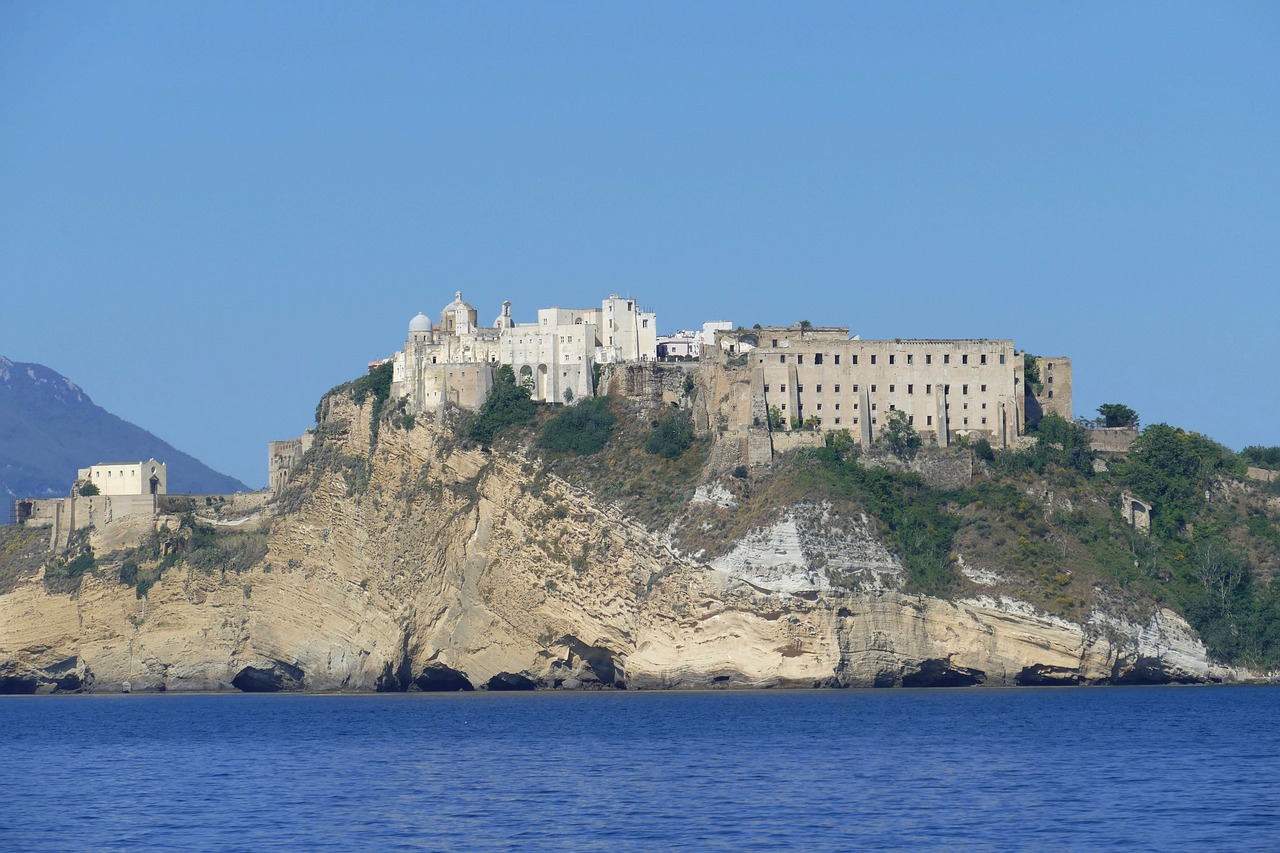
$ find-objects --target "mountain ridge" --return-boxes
[0,355,250,498]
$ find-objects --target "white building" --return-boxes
[391,292,658,413]
[77,459,167,496]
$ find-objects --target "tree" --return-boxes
[1097,403,1139,428]
[539,396,616,455]
[882,410,922,462]
[468,365,536,447]
[78,481,99,497]
[645,410,695,459]
[767,405,785,431]
[798,320,813,330]
[1023,354,1043,394]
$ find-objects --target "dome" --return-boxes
[408,312,431,333]
[441,290,474,316]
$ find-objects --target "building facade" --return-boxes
[77,459,167,496]
[710,325,1065,449]
[391,292,657,414]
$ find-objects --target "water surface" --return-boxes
[3,687,1278,851]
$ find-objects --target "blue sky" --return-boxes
[2,2,1277,488]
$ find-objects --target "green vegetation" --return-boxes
[881,410,922,462]
[1023,353,1043,394]
[767,406,784,430]
[539,396,616,455]
[77,481,99,497]
[798,431,961,596]
[1242,446,1280,470]
[1097,403,1139,428]
[645,409,695,459]
[1111,424,1244,538]
[992,414,1093,479]
[467,365,536,447]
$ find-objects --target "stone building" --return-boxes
[77,459,167,496]
[391,292,657,414]
[268,433,315,495]
[708,325,1069,450]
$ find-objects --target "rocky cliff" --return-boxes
[0,391,1260,693]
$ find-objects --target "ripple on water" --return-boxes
[2,687,1279,851]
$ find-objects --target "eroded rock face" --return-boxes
[232,661,305,693]
[0,657,91,694]
[485,672,537,691]
[415,663,474,692]
[0,394,1264,692]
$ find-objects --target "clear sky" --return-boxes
[2,2,1277,488]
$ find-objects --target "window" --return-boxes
[962,384,969,395]
[814,354,824,365]
[834,384,841,393]
[944,384,951,394]
[907,384,913,394]
[835,418,841,425]
[642,319,648,328]
[798,385,804,392]
[981,384,987,393]
[999,354,1006,364]
[816,404,822,410]
[963,417,969,426]
[871,403,877,411]
[889,404,895,411]
[764,384,770,393]
[1048,376,1054,384]
[925,384,931,394]
[870,355,877,365]
[926,415,933,426]
[834,354,841,365]
[981,417,987,425]
[780,355,785,364]
[781,404,786,410]
[962,354,969,365]
[944,354,950,364]
[870,384,877,393]
[851,355,857,365]
[963,403,969,410]
[797,355,804,365]
[1048,390,1054,398]
[816,384,823,393]
[849,384,856,392]
[908,415,914,425]
[835,403,840,410]
[889,355,895,365]
[982,403,987,409]
[889,384,895,393]
[853,418,859,425]
[853,403,858,410]
[926,354,932,365]
[780,384,787,392]
[980,354,987,365]
[907,354,914,365]
[772,339,779,347]
[1048,362,1054,371]
[872,417,877,425]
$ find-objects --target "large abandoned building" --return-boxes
[706,325,1072,451]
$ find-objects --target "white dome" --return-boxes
[409,312,431,333]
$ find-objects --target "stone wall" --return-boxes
[1087,426,1138,455]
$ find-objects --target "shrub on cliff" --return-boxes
[468,365,536,448]
[645,409,695,459]
[539,396,616,455]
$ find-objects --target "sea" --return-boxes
[2,687,1278,851]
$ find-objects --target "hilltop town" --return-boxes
[269,291,1073,493]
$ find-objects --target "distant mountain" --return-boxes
[0,356,250,499]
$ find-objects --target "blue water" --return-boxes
[2,688,1279,851]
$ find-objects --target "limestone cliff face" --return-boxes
[0,394,1258,692]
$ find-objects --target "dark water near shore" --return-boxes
[3,687,1279,851]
